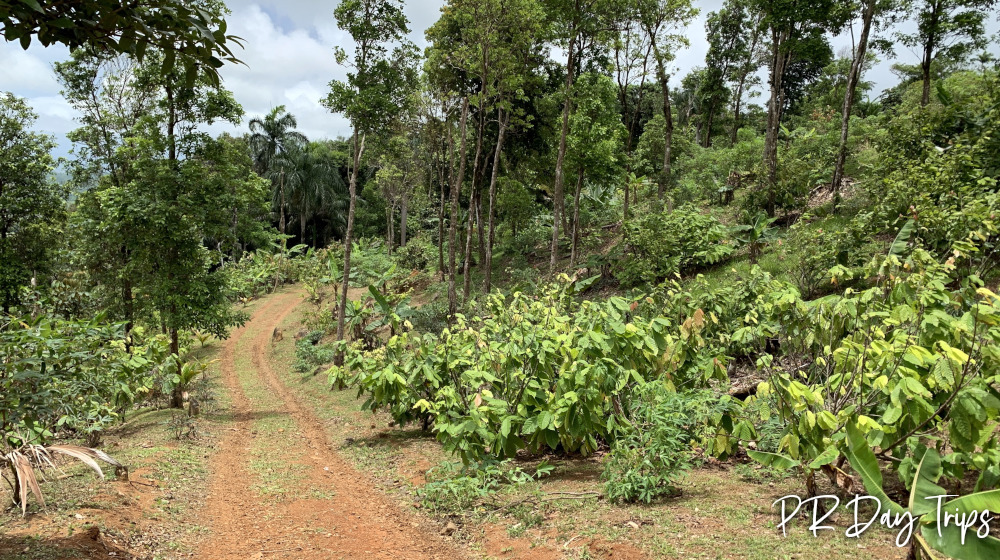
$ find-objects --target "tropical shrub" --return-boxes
[293,330,333,374]
[859,72,1000,258]
[603,386,716,503]
[732,210,778,264]
[617,204,734,287]
[330,277,728,464]
[394,233,435,272]
[740,242,1000,503]
[417,459,552,515]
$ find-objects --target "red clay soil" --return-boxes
[193,290,465,560]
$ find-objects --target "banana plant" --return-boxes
[342,298,375,348]
[750,421,1000,558]
[366,284,413,337]
[732,210,778,264]
[843,421,1000,559]
[162,355,212,406]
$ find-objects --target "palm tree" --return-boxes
[248,106,307,241]
[272,145,347,245]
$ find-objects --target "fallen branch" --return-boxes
[493,491,601,512]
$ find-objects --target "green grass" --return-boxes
[686,211,857,293]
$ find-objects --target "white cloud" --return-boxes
[0,47,62,95]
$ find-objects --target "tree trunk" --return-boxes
[400,191,408,248]
[166,82,181,408]
[0,229,7,314]
[300,212,307,245]
[703,106,715,148]
[660,78,673,201]
[438,147,447,280]
[166,85,177,163]
[475,193,486,270]
[570,166,584,269]
[731,78,745,145]
[462,106,487,301]
[649,37,673,203]
[335,130,365,363]
[483,108,509,294]
[731,19,761,145]
[386,205,394,255]
[832,0,875,212]
[623,181,630,222]
[232,204,241,256]
[448,99,470,319]
[462,191,477,303]
[921,0,940,107]
[122,247,134,337]
[618,42,651,223]
[763,29,790,217]
[169,327,182,408]
[279,172,286,246]
[550,24,578,275]
[921,58,932,107]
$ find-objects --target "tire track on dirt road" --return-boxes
[195,289,465,560]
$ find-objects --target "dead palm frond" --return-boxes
[2,444,125,516]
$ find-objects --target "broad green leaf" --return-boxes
[909,449,946,517]
[889,218,916,256]
[920,490,1000,559]
[19,0,43,13]
[844,421,905,516]
[882,406,903,425]
[808,446,839,469]
[747,450,800,470]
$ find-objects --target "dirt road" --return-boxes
[194,290,464,560]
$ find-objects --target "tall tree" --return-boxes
[755,0,840,215]
[375,131,423,255]
[448,99,470,317]
[702,1,760,147]
[610,0,654,220]
[273,143,344,245]
[481,0,545,294]
[148,43,247,375]
[424,16,469,317]
[638,0,698,202]
[416,90,450,279]
[564,74,626,268]
[546,0,615,274]
[831,0,899,209]
[325,0,419,357]
[248,106,308,243]
[55,51,160,332]
[427,0,545,295]
[57,41,250,364]
[61,43,257,409]
[897,0,996,107]
[725,0,765,145]
[0,93,63,314]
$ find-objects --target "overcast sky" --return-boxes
[1,0,997,159]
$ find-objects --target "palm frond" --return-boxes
[3,445,124,516]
